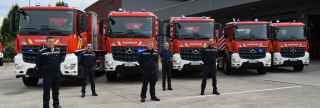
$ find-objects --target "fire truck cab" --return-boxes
[13,6,99,86]
[104,10,159,81]
[270,22,309,71]
[166,16,216,72]
[219,20,272,74]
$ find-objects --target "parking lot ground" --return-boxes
[0,61,320,108]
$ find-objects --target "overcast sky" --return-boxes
[0,0,98,26]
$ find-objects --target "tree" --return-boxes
[56,1,68,6]
[0,5,20,42]
[8,5,19,39]
[0,5,19,61]
[0,18,10,42]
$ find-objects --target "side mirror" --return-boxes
[9,10,24,34]
[79,14,88,33]
[268,26,276,39]
[214,23,223,39]
[165,23,171,38]
[109,17,115,25]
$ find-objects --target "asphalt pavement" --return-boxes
[0,61,319,108]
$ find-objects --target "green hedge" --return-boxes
[4,41,16,62]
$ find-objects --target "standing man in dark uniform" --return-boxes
[137,46,160,102]
[79,44,98,98]
[36,37,66,108]
[160,42,173,91]
[200,44,220,96]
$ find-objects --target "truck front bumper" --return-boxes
[231,52,272,69]
[14,53,79,78]
[272,52,310,66]
[14,54,36,78]
[171,53,203,71]
[104,53,140,71]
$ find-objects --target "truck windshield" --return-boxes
[274,26,305,40]
[18,10,74,36]
[109,16,153,38]
[235,24,268,40]
[176,22,214,39]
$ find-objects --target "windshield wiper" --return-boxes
[45,27,70,36]
[111,31,126,35]
[179,35,211,39]
[21,27,38,30]
[20,27,43,35]
[110,32,150,38]
[179,35,195,39]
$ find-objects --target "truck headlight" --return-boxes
[173,59,180,64]
[232,57,241,63]
[15,64,23,70]
[0,53,3,58]
[105,60,113,66]
[64,64,76,70]
[273,57,281,61]
[172,54,181,64]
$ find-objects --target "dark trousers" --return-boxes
[141,78,157,99]
[81,67,96,94]
[43,76,60,108]
[201,64,218,93]
[162,60,172,90]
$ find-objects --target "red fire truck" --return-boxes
[166,16,216,72]
[0,42,4,66]
[218,20,272,74]
[271,22,309,71]
[104,10,159,81]
[13,6,102,86]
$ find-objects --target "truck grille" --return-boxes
[239,48,266,59]
[280,47,305,58]
[22,46,67,63]
[112,46,145,62]
[180,48,203,61]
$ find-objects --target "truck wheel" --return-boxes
[217,57,223,70]
[257,67,267,75]
[0,59,3,66]
[22,77,39,87]
[222,53,232,75]
[293,64,304,72]
[106,71,119,82]
[171,69,179,77]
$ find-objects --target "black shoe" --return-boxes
[81,93,85,98]
[168,88,173,91]
[53,105,62,108]
[151,97,160,101]
[92,93,98,96]
[162,88,166,91]
[213,91,220,95]
[200,92,205,95]
[140,98,146,103]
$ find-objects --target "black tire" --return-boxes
[0,59,3,66]
[22,77,39,87]
[106,71,119,81]
[293,64,304,72]
[257,67,267,75]
[222,52,232,75]
[217,57,223,70]
[171,69,179,77]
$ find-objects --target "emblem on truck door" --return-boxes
[192,49,200,55]
[249,49,257,53]
[126,48,134,55]
[290,48,296,53]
